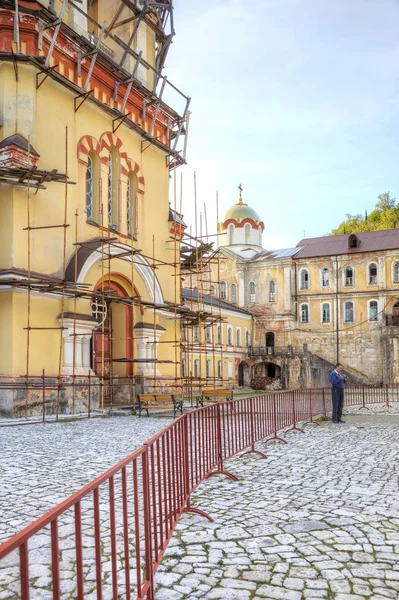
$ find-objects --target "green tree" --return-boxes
[330,192,399,235]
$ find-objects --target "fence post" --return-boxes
[290,390,305,433]
[88,372,91,419]
[206,403,238,481]
[362,384,366,409]
[385,383,391,408]
[142,446,154,600]
[42,369,46,424]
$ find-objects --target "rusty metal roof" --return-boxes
[294,229,399,259]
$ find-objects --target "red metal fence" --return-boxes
[0,384,397,599]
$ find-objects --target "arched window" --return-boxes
[220,281,227,299]
[210,285,216,295]
[322,303,330,323]
[258,225,262,246]
[348,234,359,248]
[249,282,256,302]
[227,327,233,346]
[345,267,354,287]
[217,325,222,344]
[127,172,138,237]
[394,262,399,284]
[205,326,212,343]
[369,300,378,322]
[217,360,222,378]
[193,326,199,342]
[321,268,330,288]
[85,151,100,223]
[228,224,234,245]
[369,263,378,284]
[86,155,93,220]
[245,223,251,244]
[299,269,309,290]
[230,283,237,304]
[181,359,186,377]
[91,298,107,322]
[246,329,250,347]
[236,328,241,346]
[300,303,309,323]
[269,280,276,302]
[344,301,354,323]
[206,359,212,377]
[107,147,120,229]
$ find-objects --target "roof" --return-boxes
[182,288,252,316]
[294,229,399,259]
[168,207,186,226]
[0,133,40,157]
[251,247,300,261]
[223,201,260,223]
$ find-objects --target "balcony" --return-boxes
[248,346,304,357]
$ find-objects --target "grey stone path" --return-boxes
[0,415,171,543]
[154,415,399,600]
[1,412,399,599]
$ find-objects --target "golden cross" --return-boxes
[238,183,243,203]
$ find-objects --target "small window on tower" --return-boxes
[348,234,359,249]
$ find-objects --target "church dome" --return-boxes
[223,185,260,223]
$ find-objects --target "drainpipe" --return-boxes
[335,255,339,365]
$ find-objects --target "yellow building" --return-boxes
[0,0,190,416]
[200,187,399,388]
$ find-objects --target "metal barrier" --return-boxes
[0,385,397,599]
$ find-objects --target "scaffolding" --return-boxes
[0,0,237,420]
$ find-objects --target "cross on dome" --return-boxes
[238,183,244,205]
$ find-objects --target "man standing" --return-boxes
[329,363,347,424]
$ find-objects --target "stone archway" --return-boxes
[238,361,251,387]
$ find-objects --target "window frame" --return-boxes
[220,281,227,300]
[236,328,241,347]
[321,268,330,288]
[368,262,378,285]
[368,299,378,322]
[205,326,212,343]
[228,224,234,245]
[300,302,309,323]
[194,359,200,378]
[245,223,251,244]
[227,326,233,346]
[344,266,354,287]
[249,281,256,303]
[230,283,237,304]
[344,300,355,323]
[321,302,331,324]
[269,279,276,302]
[299,268,309,290]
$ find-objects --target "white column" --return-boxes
[82,337,91,369]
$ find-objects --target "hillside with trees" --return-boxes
[331,192,399,235]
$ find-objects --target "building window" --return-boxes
[86,155,93,220]
[228,361,233,378]
[249,282,256,302]
[394,262,399,284]
[321,268,330,288]
[300,303,309,323]
[210,285,216,295]
[220,281,227,299]
[91,298,107,322]
[322,303,330,323]
[108,152,113,225]
[205,326,212,343]
[344,301,354,323]
[193,326,199,342]
[348,234,359,248]
[258,225,262,246]
[217,360,222,378]
[181,359,186,377]
[228,224,234,245]
[300,269,309,290]
[369,300,378,322]
[230,283,237,304]
[246,329,250,347]
[217,325,222,344]
[269,280,276,302]
[126,172,138,237]
[369,263,378,284]
[345,267,354,287]
[107,148,120,229]
[245,223,251,244]
[227,327,233,346]
[236,328,241,346]
[194,359,199,378]
[206,359,212,377]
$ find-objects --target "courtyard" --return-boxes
[1,412,399,599]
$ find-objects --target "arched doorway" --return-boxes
[238,361,251,387]
[265,332,275,355]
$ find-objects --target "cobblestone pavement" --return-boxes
[154,415,399,600]
[0,415,171,543]
[1,412,399,599]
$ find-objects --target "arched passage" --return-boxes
[238,361,251,387]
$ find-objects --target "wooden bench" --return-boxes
[136,394,183,419]
[196,389,233,408]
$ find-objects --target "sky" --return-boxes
[162,0,399,250]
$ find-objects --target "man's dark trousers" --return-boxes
[332,387,344,422]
